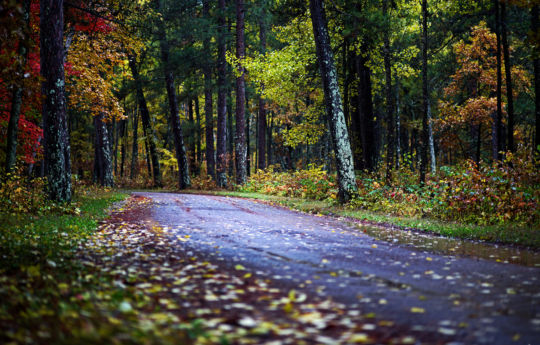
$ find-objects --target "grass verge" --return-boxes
[185,190,539,249]
[0,188,129,344]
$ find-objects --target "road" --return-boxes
[134,192,540,345]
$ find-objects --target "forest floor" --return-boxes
[1,191,539,344]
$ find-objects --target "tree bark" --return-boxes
[383,0,395,183]
[6,0,31,173]
[156,1,190,188]
[532,5,540,157]
[235,0,247,184]
[493,0,503,160]
[203,0,216,180]
[93,113,114,187]
[501,1,515,153]
[40,0,72,202]
[187,99,196,173]
[257,16,267,170]
[130,107,139,180]
[195,97,202,174]
[309,0,357,202]
[428,101,436,173]
[128,55,163,187]
[216,0,228,187]
[357,50,376,171]
[420,0,429,184]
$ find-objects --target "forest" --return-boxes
[1,1,540,344]
[1,0,540,230]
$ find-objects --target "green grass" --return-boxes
[0,189,127,271]
[187,190,540,249]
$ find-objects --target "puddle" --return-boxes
[356,224,540,267]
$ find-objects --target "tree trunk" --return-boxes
[130,107,139,180]
[246,92,251,176]
[120,119,126,177]
[203,0,216,180]
[235,0,247,184]
[382,0,395,183]
[195,97,202,174]
[428,101,436,173]
[501,1,515,153]
[257,16,267,170]
[532,5,540,157]
[40,0,71,202]
[157,1,190,188]
[216,0,228,187]
[309,0,357,203]
[93,113,114,187]
[6,0,31,173]
[420,0,429,184]
[128,55,163,187]
[357,49,376,171]
[493,0,503,160]
[187,99,196,174]
[267,113,273,167]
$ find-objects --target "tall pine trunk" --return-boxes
[195,97,202,174]
[493,0,503,160]
[532,5,540,157]
[257,16,267,170]
[382,0,395,182]
[93,113,114,187]
[6,0,31,173]
[357,49,376,171]
[203,0,216,179]
[157,1,190,188]
[309,0,357,203]
[501,1,515,152]
[216,0,228,186]
[130,107,139,180]
[235,0,247,184]
[129,56,163,187]
[420,0,429,184]
[40,0,71,202]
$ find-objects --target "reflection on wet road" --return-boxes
[136,192,540,345]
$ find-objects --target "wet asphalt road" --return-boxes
[134,192,540,345]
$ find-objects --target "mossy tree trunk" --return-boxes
[40,0,72,202]
[309,0,357,203]
[93,113,114,187]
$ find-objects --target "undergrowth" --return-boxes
[239,150,539,231]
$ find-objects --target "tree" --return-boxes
[203,0,216,180]
[5,0,31,173]
[157,9,191,188]
[93,113,113,187]
[501,1,515,152]
[382,0,395,183]
[216,0,228,187]
[531,4,539,157]
[40,0,71,202]
[257,11,267,170]
[309,0,357,202]
[235,0,247,184]
[128,55,162,187]
[420,0,429,184]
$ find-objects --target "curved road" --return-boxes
[135,192,540,345]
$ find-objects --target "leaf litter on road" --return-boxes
[73,195,457,344]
